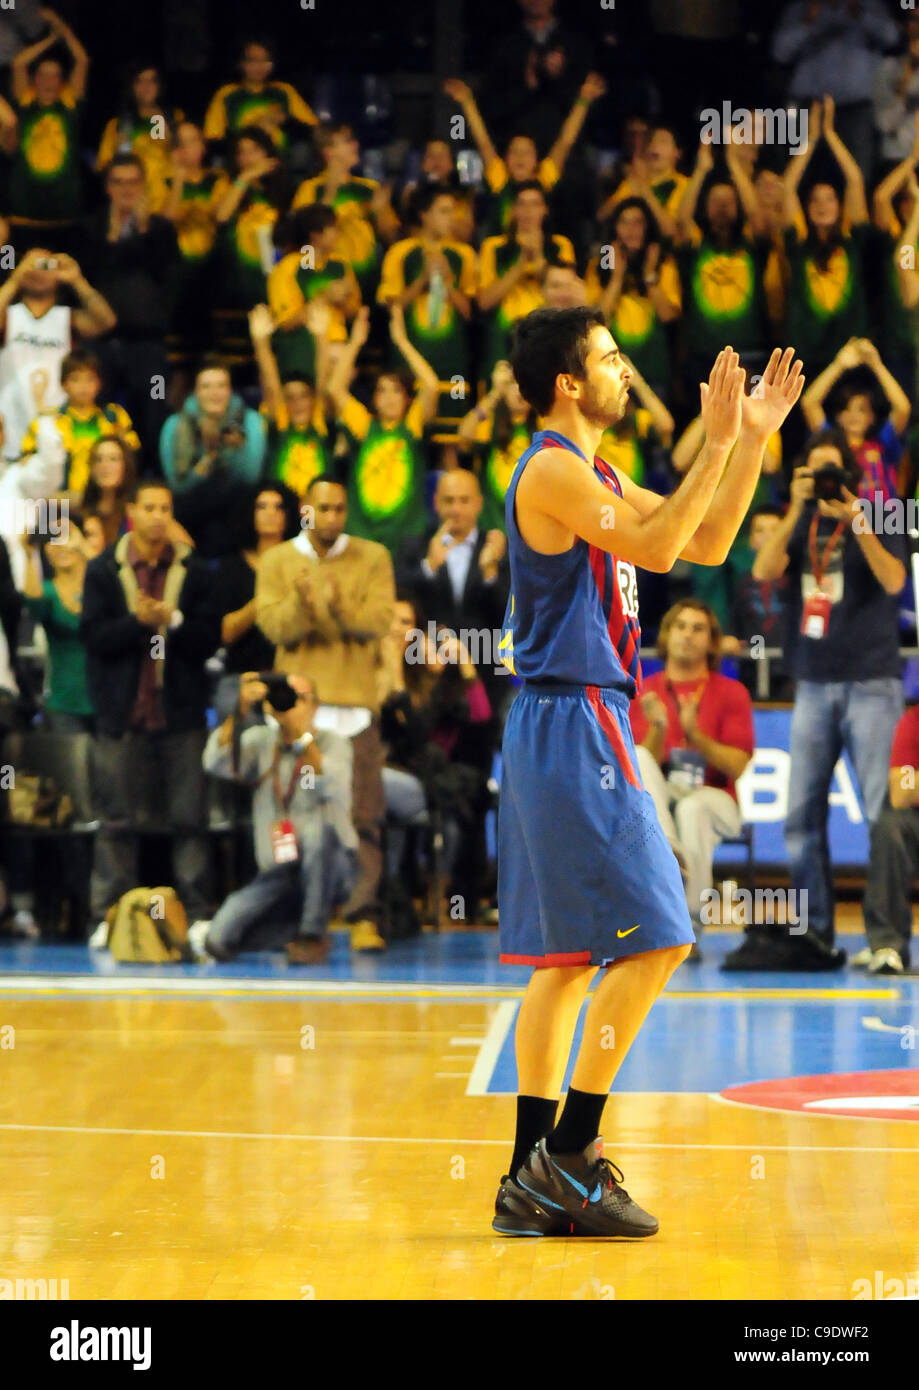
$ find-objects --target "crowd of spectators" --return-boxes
[2,1,919,970]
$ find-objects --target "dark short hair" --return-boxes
[408,182,454,224]
[274,205,336,252]
[61,348,101,382]
[106,151,145,180]
[512,178,547,203]
[280,369,316,391]
[798,426,859,479]
[196,355,232,383]
[305,474,345,496]
[131,479,173,503]
[510,306,605,415]
[748,504,783,524]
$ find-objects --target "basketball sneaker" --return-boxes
[851,946,873,968]
[492,1172,563,1236]
[516,1137,659,1237]
[868,947,905,975]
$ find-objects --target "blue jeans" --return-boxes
[785,678,902,944]
[206,822,357,958]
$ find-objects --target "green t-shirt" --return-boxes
[679,234,768,361]
[11,89,84,221]
[172,171,226,264]
[479,232,576,377]
[877,228,918,366]
[24,582,93,716]
[473,412,532,533]
[783,223,869,371]
[216,186,277,308]
[265,417,329,498]
[269,254,351,379]
[339,395,428,553]
[380,239,475,385]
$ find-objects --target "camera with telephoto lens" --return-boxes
[257,671,298,712]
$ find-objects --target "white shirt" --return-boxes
[0,302,70,461]
[422,526,479,603]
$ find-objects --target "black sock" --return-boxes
[508,1095,557,1179]
[545,1088,607,1156]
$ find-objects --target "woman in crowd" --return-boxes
[801,337,911,501]
[160,361,266,557]
[379,591,493,922]
[325,304,439,554]
[585,195,681,402]
[96,65,180,210]
[17,515,93,733]
[211,482,299,720]
[675,140,771,403]
[161,122,230,354]
[214,127,292,311]
[782,97,870,378]
[79,436,136,547]
[477,181,576,379]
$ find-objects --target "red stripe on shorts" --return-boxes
[500,951,594,967]
[586,685,641,790]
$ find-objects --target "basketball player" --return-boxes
[493,309,803,1236]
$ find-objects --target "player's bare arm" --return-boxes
[612,347,805,566]
[516,348,744,572]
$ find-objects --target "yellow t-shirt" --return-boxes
[340,393,425,442]
[478,232,576,325]
[607,171,688,218]
[485,154,559,196]
[267,251,353,340]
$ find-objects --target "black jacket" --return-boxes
[80,541,219,737]
[395,527,510,650]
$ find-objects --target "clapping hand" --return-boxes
[740,346,804,439]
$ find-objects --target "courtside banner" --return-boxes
[721,708,870,869]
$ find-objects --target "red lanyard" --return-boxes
[270,743,307,814]
[808,513,846,589]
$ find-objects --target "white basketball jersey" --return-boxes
[0,301,71,460]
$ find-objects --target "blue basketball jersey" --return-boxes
[498,428,642,696]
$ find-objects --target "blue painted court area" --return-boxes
[0,932,917,1096]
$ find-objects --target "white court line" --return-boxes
[0,1121,915,1154]
[449,1037,485,1046]
[465,999,517,1096]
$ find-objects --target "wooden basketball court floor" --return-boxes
[1,918,918,1301]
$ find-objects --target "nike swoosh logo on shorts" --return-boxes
[617,925,640,938]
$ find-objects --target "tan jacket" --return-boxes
[255,536,395,711]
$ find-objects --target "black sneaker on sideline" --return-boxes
[492,1172,563,1236]
[721,929,846,972]
[516,1138,659,1238]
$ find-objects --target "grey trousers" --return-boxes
[635,744,741,928]
[90,728,211,920]
[862,803,918,960]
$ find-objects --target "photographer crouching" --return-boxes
[191,670,358,964]
[723,428,906,970]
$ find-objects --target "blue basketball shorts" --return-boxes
[497,682,695,966]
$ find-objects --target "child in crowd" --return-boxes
[267,205,360,380]
[325,304,439,554]
[249,302,331,500]
[20,349,140,501]
[801,337,911,501]
[443,73,606,236]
